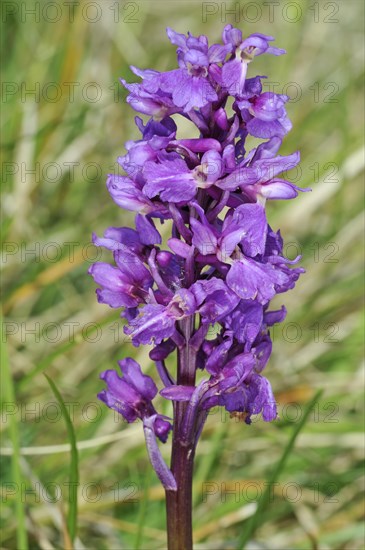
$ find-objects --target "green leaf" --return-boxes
[44,374,79,544]
[238,389,324,549]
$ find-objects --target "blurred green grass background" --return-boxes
[1,1,364,548]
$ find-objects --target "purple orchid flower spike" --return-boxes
[89,25,308,550]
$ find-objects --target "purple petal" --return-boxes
[251,137,282,162]
[219,352,256,391]
[246,117,291,139]
[167,289,197,319]
[160,385,195,401]
[192,278,240,322]
[107,174,157,213]
[113,249,153,288]
[214,108,229,131]
[183,75,218,111]
[184,49,209,67]
[200,150,224,183]
[149,339,176,361]
[240,35,285,57]
[129,66,160,84]
[98,369,140,422]
[118,357,158,401]
[95,288,139,308]
[125,304,176,345]
[226,259,277,304]
[250,93,287,121]
[221,203,267,258]
[191,218,218,255]
[143,159,197,202]
[248,374,277,421]
[226,300,263,345]
[260,179,300,199]
[208,43,231,63]
[98,388,137,423]
[100,227,143,255]
[253,336,272,372]
[89,263,131,291]
[153,416,173,443]
[175,138,222,153]
[255,151,300,184]
[166,27,187,49]
[222,144,236,172]
[222,58,247,96]
[264,306,287,326]
[216,164,259,191]
[222,24,242,48]
[168,238,192,259]
[160,69,217,111]
[241,76,263,98]
[136,214,162,245]
[205,333,233,374]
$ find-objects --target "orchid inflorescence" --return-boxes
[89,25,306,492]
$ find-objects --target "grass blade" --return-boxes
[238,389,324,549]
[44,374,79,545]
[193,421,227,507]
[1,312,29,550]
[134,468,152,550]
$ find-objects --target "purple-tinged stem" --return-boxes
[165,405,195,550]
[165,152,212,549]
[165,315,197,550]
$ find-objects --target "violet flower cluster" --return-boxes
[89,26,306,490]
